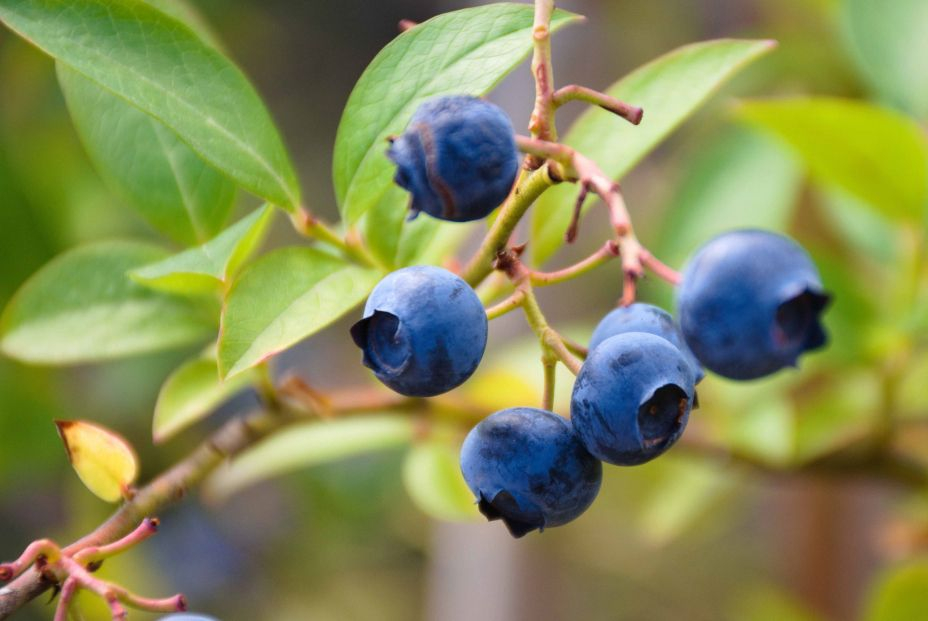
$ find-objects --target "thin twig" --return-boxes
[552,84,643,125]
[529,240,619,286]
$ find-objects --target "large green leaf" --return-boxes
[865,561,928,621]
[403,439,480,522]
[841,0,928,119]
[531,39,776,266]
[362,184,474,269]
[58,64,236,245]
[131,205,274,295]
[738,98,928,222]
[0,241,215,364]
[143,0,222,51]
[333,3,581,224]
[153,351,255,443]
[0,0,300,209]
[204,415,415,501]
[218,247,381,378]
[657,127,801,269]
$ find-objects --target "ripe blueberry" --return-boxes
[387,95,520,222]
[460,407,602,537]
[351,266,487,397]
[676,229,830,380]
[571,332,696,466]
[589,303,704,383]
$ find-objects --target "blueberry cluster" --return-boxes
[354,96,831,538]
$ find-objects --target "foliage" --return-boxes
[0,0,926,619]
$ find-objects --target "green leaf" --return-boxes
[0,0,300,209]
[397,219,473,268]
[532,38,776,265]
[737,98,928,222]
[362,185,474,269]
[633,456,734,545]
[817,189,900,264]
[58,64,236,245]
[131,205,274,295]
[143,0,223,51]
[403,439,480,522]
[1,241,215,364]
[56,419,138,503]
[204,415,415,501]
[841,0,928,119]
[657,127,801,268]
[219,247,381,378]
[333,3,581,224]
[153,352,256,444]
[865,560,928,621]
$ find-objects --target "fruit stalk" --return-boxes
[528,0,558,146]
[460,166,557,286]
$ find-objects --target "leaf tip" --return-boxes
[55,419,76,462]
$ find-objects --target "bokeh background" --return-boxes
[1,0,927,620]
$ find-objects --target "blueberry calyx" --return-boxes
[637,383,689,451]
[477,491,543,539]
[350,310,412,378]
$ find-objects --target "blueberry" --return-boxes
[676,229,830,380]
[351,266,487,397]
[571,332,696,466]
[589,303,704,383]
[460,407,602,537]
[158,616,218,621]
[387,95,520,222]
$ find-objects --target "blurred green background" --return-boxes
[1,0,927,619]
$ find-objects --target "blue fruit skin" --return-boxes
[589,303,705,383]
[460,407,602,537]
[676,229,830,380]
[350,266,487,397]
[571,332,696,466]
[387,95,520,222]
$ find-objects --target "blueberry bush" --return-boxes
[0,0,926,619]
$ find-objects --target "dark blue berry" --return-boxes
[571,332,696,466]
[676,229,830,380]
[351,266,487,397]
[387,95,520,222]
[589,303,705,383]
[460,407,602,537]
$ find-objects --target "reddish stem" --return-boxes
[552,84,643,125]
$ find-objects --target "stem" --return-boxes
[529,240,619,286]
[520,285,582,375]
[541,353,557,411]
[475,271,512,305]
[74,518,159,565]
[528,0,557,145]
[552,84,643,125]
[460,166,557,287]
[640,248,682,286]
[290,207,382,270]
[53,579,77,621]
[515,134,684,303]
[255,362,280,411]
[485,290,526,320]
[560,334,589,359]
[0,408,293,618]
